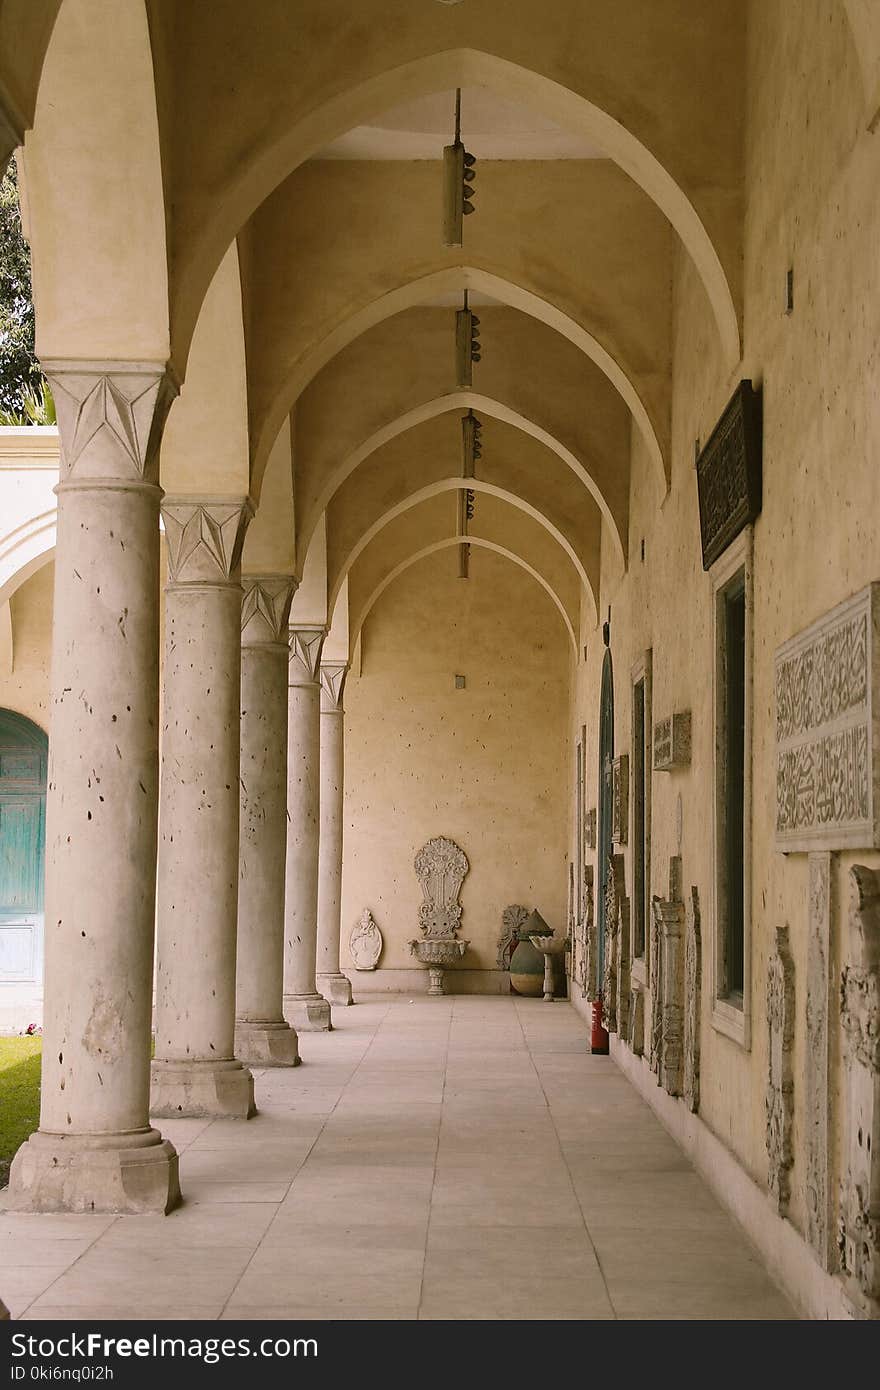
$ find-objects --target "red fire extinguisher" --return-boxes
[590,995,609,1055]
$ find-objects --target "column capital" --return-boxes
[241,575,297,647]
[288,626,326,687]
[44,359,178,489]
[320,660,349,714]
[161,495,253,586]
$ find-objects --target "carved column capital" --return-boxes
[288,626,326,687]
[161,496,253,586]
[241,575,297,648]
[45,359,178,489]
[319,661,349,715]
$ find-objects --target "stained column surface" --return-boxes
[234,576,300,1066]
[8,364,179,1214]
[282,628,332,1031]
[316,661,353,1007]
[151,496,256,1120]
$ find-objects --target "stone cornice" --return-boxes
[288,626,326,687]
[319,661,348,714]
[44,360,178,488]
[241,575,297,647]
[162,495,253,585]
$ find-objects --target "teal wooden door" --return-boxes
[0,711,47,986]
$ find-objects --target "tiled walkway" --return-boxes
[1,996,794,1320]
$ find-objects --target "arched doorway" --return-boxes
[0,710,47,999]
[596,646,614,992]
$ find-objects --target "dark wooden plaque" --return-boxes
[696,380,762,570]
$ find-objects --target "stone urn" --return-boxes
[410,836,470,997]
[508,906,548,997]
[410,937,468,996]
[529,931,569,1001]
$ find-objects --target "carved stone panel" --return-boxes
[648,896,663,1077]
[616,872,631,1041]
[602,854,624,1033]
[684,887,702,1114]
[766,924,795,1216]
[415,838,469,939]
[628,983,645,1056]
[581,867,596,1000]
[497,903,528,970]
[658,895,685,1097]
[350,909,383,971]
[654,712,692,772]
[696,378,762,571]
[775,584,880,852]
[838,865,880,1311]
[162,497,253,585]
[585,807,597,850]
[805,852,835,1270]
[241,576,297,647]
[612,756,629,846]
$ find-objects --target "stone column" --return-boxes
[282,627,331,1031]
[234,576,300,1066]
[316,661,353,1006]
[8,362,179,1214]
[151,496,256,1119]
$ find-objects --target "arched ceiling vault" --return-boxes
[241,166,674,492]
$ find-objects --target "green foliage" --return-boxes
[0,1035,41,1187]
[0,157,43,416]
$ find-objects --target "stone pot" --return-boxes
[508,931,546,997]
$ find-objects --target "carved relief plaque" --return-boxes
[615,862,631,1040]
[581,866,597,1000]
[611,756,629,846]
[766,924,795,1216]
[696,379,762,571]
[349,909,383,971]
[585,808,597,850]
[684,887,702,1114]
[653,712,692,772]
[805,852,835,1269]
[775,584,880,852]
[838,866,880,1312]
[414,837,469,938]
[602,855,623,1033]
[497,903,529,970]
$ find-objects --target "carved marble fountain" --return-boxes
[409,836,469,996]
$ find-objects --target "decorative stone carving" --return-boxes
[319,661,348,715]
[838,865,880,1311]
[653,712,692,771]
[684,887,702,1114]
[288,626,326,686]
[162,497,253,584]
[616,869,631,1041]
[350,909,383,971]
[585,807,597,850]
[602,854,625,1033]
[650,857,685,1095]
[581,866,597,1000]
[567,862,577,981]
[611,757,629,845]
[628,983,645,1056]
[805,852,835,1269]
[497,903,528,970]
[47,361,177,486]
[766,924,795,1215]
[696,378,762,571]
[775,584,880,852]
[415,837,469,939]
[241,576,297,646]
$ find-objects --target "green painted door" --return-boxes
[0,712,47,986]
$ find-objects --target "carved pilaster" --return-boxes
[684,888,702,1114]
[241,576,297,648]
[288,626,326,687]
[650,857,685,1095]
[628,984,645,1056]
[581,866,596,1000]
[46,359,177,488]
[602,854,622,1033]
[766,924,795,1215]
[616,866,631,1040]
[838,865,880,1312]
[162,496,253,585]
[806,852,836,1270]
[649,897,663,1077]
[319,661,348,715]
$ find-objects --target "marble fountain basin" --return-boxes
[409,938,468,996]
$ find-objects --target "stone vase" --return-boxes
[508,931,546,997]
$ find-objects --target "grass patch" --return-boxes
[0,1035,41,1187]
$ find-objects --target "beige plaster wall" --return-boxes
[0,561,53,728]
[570,0,880,1252]
[342,547,569,979]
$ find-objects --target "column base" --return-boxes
[284,992,333,1031]
[319,972,353,1006]
[150,1058,256,1119]
[234,1020,300,1067]
[0,1299,8,1320]
[7,1127,180,1215]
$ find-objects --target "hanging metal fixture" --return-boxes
[461,408,482,474]
[458,409,481,579]
[443,89,477,247]
[455,289,481,388]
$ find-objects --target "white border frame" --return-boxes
[710,527,753,1050]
